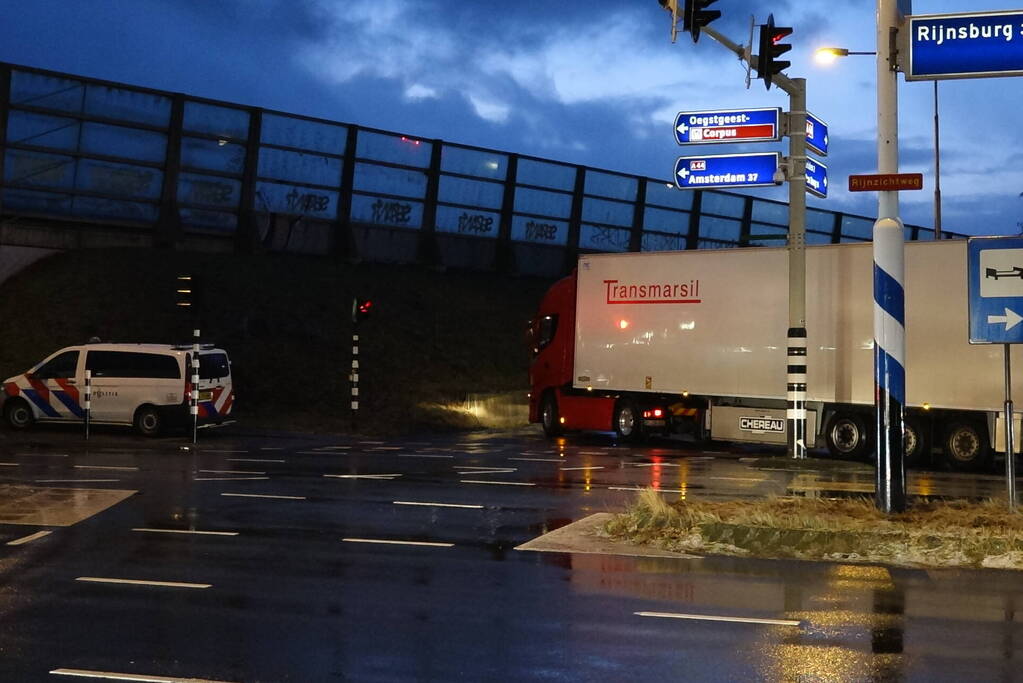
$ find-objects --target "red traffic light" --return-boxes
[353,297,373,322]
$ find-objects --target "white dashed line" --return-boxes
[228,458,285,463]
[608,486,688,493]
[559,466,604,471]
[73,465,139,471]
[323,473,402,479]
[199,469,266,475]
[0,462,20,466]
[398,454,454,459]
[201,450,249,454]
[627,462,680,468]
[75,577,211,589]
[221,492,306,500]
[7,530,52,546]
[259,447,284,451]
[16,453,68,457]
[132,528,238,536]
[508,457,563,462]
[36,479,119,483]
[342,538,454,547]
[194,476,270,481]
[460,479,535,486]
[393,501,484,509]
[635,611,801,627]
[50,668,238,682]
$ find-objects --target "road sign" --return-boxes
[968,237,1023,343]
[674,108,781,145]
[805,112,828,157]
[804,158,828,199]
[673,153,780,191]
[907,10,1023,81]
[848,173,923,192]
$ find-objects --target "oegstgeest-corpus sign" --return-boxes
[907,9,1023,81]
[674,108,781,145]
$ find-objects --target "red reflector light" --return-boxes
[643,408,665,419]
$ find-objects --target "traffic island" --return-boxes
[601,489,1023,570]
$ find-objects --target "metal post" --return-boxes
[351,329,360,431]
[191,328,200,445]
[786,79,808,460]
[1006,344,1016,510]
[874,0,906,513]
[933,81,942,240]
[84,369,91,441]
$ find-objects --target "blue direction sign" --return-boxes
[968,237,1023,344]
[908,10,1023,81]
[805,112,829,157]
[805,158,828,199]
[674,108,781,145]
[674,153,780,191]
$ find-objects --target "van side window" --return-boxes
[199,353,230,380]
[86,351,181,379]
[34,351,80,379]
[531,315,558,357]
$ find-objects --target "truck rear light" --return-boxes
[643,408,664,419]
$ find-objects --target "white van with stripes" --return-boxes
[1,342,233,436]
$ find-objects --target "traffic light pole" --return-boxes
[703,26,808,459]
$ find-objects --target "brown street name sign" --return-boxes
[848,173,924,192]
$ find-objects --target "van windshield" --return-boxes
[199,353,230,380]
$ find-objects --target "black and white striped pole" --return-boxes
[84,369,91,440]
[351,297,373,432]
[191,328,200,445]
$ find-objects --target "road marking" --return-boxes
[7,530,52,546]
[577,451,607,455]
[201,450,248,454]
[36,479,120,483]
[221,492,306,500]
[460,479,535,486]
[368,446,402,451]
[194,476,270,481]
[393,501,484,509]
[0,462,20,466]
[199,469,266,475]
[342,538,454,547]
[508,457,563,462]
[16,453,68,457]
[259,447,284,451]
[323,473,402,479]
[312,445,352,450]
[398,453,454,459]
[560,466,604,471]
[50,668,238,682]
[358,441,386,445]
[75,577,211,589]
[608,486,688,493]
[228,458,285,463]
[635,611,801,627]
[73,465,139,471]
[132,528,238,536]
[627,462,680,468]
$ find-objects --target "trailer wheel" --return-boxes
[614,401,643,443]
[903,416,931,468]
[540,392,561,438]
[943,421,990,472]
[825,412,870,460]
[3,398,33,430]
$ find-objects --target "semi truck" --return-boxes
[527,240,1022,471]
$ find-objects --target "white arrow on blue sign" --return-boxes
[805,112,828,157]
[968,237,1023,343]
[805,158,828,199]
[674,153,781,191]
[674,108,781,145]
[908,10,1023,81]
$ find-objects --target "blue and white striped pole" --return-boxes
[874,0,906,513]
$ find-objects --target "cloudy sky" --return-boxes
[1,0,1021,234]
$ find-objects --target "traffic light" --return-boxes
[352,297,373,323]
[682,0,720,43]
[757,14,792,90]
[175,274,204,310]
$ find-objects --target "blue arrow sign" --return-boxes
[805,158,828,199]
[968,237,1023,344]
[673,153,780,191]
[674,108,781,145]
[805,112,829,157]
[908,10,1023,81]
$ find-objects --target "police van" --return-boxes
[1,342,233,436]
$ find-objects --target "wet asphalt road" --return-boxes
[1,426,1022,682]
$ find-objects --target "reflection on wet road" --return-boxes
[0,428,1020,681]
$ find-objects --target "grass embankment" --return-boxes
[604,489,1023,569]
[0,248,551,434]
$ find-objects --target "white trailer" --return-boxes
[558,240,1021,469]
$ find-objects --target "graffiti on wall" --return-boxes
[371,198,412,225]
[285,188,329,214]
[524,220,558,242]
[457,212,494,235]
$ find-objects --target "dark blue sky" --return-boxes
[2,0,1021,234]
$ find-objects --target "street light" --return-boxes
[812,46,943,240]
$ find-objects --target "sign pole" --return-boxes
[786,79,808,460]
[1006,344,1017,510]
[874,0,906,513]
[191,328,199,445]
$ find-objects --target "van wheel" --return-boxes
[614,401,643,443]
[825,412,870,460]
[904,416,931,468]
[541,392,561,438]
[944,421,990,472]
[4,398,34,430]
[134,406,162,437]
